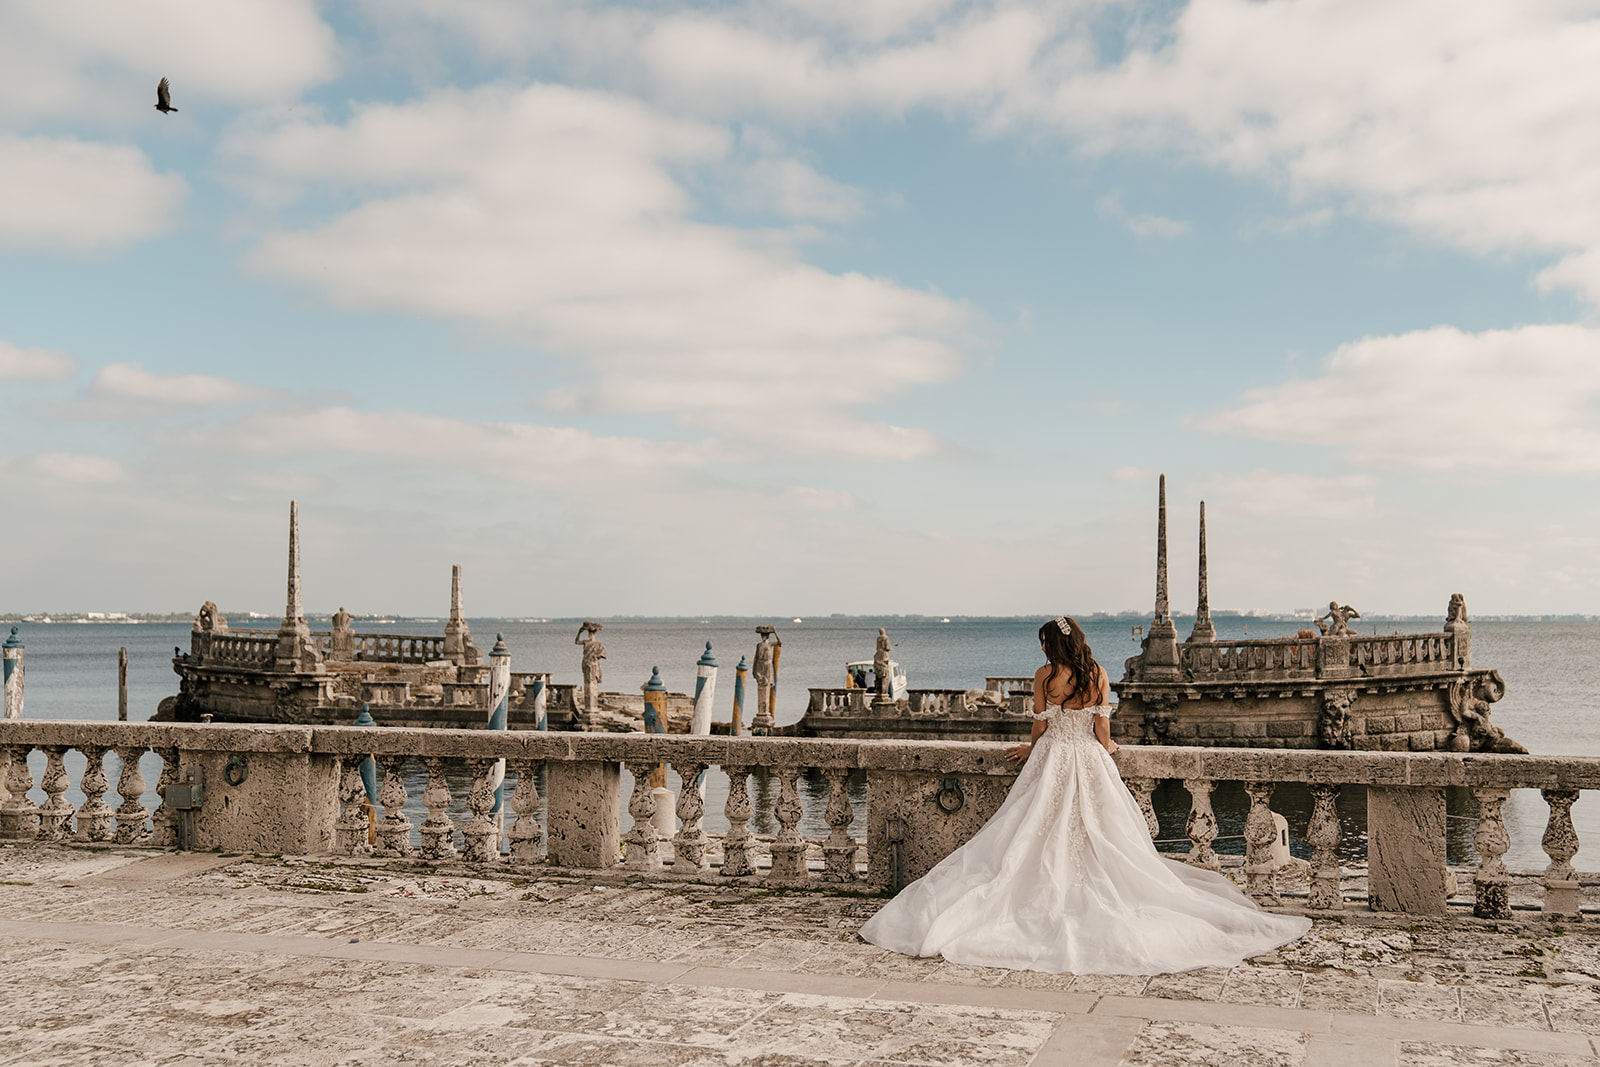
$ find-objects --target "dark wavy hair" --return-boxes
[1038,616,1103,705]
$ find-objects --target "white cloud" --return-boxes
[1197,471,1380,522]
[1095,190,1189,238]
[218,406,718,489]
[0,1,336,126]
[25,452,126,484]
[91,363,264,407]
[724,157,867,222]
[1196,324,1600,473]
[0,342,76,382]
[230,84,969,459]
[0,135,186,250]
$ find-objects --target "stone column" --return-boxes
[1472,787,1511,919]
[821,768,857,882]
[545,760,620,868]
[671,761,710,870]
[0,745,38,840]
[1541,789,1581,917]
[113,747,150,844]
[76,745,116,842]
[721,766,756,876]
[443,564,476,664]
[37,747,72,841]
[419,757,457,859]
[2,627,23,721]
[460,758,501,863]
[1124,776,1159,841]
[507,759,544,865]
[1182,778,1221,871]
[1305,783,1343,910]
[623,761,662,870]
[1242,781,1283,906]
[768,769,808,878]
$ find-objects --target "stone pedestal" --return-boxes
[1544,879,1582,918]
[1368,786,1449,913]
[545,760,620,868]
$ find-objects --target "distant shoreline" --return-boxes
[4,611,1598,625]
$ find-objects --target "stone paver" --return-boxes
[3,844,1600,1066]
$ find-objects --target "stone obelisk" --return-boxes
[1142,475,1181,679]
[1189,500,1217,642]
[274,501,313,672]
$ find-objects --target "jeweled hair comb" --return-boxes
[1055,616,1071,636]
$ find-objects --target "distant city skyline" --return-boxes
[3,3,1597,617]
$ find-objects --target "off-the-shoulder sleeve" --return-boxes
[1093,703,1115,719]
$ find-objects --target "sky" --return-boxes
[2,0,1598,619]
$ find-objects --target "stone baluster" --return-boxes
[36,747,73,841]
[1305,783,1343,910]
[769,768,808,879]
[419,757,458,859]
[507,759,544,865]
[374,756,415,857]
[0,745,39,840]
[1541,789,1581,917]
[821,768,857,882]
[113,746,149,844]
[75,745,116,842]
[1182,778,1221,871]
[460,758,501,863]
[1242,781,1283,906]
[671,761,710,870]
[1123,777,1159,841]
[335,757,372,855]
[150,747,179,847]
[624,761,662,870]
[1472,787,1512,919]
[721,765,756,877]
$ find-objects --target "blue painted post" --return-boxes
[730,655,748,736]
[353,706,379,845]
[529,674,548,731]
[487,634,510,816]
[3,628,23,721]
[690,642,718,736]
[641,667,672,838]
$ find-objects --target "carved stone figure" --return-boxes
[1315,601,1361,636]
[751,626,780,732]
[873,628,893,698]
[575,622,605,727]
[1319,688,1355,750]
[330,606,354,660]
[194,602,227,634]
[1446,593,1468,627]
[1448,673,1525,753]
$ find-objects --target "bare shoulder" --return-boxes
[1033,662,1051,681]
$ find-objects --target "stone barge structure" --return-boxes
[1112,477,1525,755]
[156,503,694,733]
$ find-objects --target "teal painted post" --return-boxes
[488,634,510,814]
[2,628,23,721]
[731,656,747,736]
[353,707,379,802]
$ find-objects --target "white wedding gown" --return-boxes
[859,703,1312,974]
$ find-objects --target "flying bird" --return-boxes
[155,77,178,114]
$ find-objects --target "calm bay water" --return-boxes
[8,616,1599,871]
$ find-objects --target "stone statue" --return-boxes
[575,622,605,727]
[1315,601,1360,636]
[873,627,893,698]
[194,601,227,634]
[1446,593,1468,627]
[1448,673,1525,753]
[751,626,780,733]
[330,606,354,660]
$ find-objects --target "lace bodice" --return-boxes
[1033,702,1114,740]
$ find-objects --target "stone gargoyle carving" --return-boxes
[1447,672,1525,753]
[1319,688,1356,750]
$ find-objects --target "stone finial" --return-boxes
[1139,475,1181,679]
[1189,500,1216,643]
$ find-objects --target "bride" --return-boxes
[858,616,1311,975]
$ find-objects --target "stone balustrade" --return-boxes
[192,628,452,669]
[0,720,1591,919]
[1346,632,1455,670]
[984,676,1033,700]
[1180,637,1318,674]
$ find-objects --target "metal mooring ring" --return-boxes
[936,777,965,814]
[224,753,250,787]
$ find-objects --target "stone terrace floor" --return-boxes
[4,846,1600,1066]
